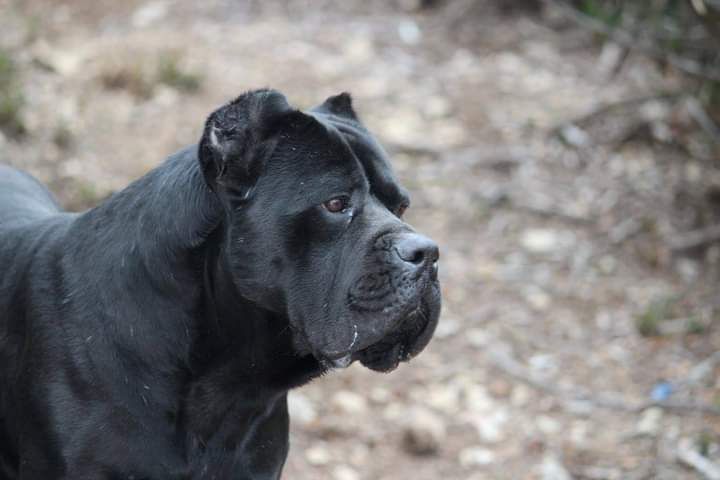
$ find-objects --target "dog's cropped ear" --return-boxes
[312,92,358,120]
[198,89,293,188]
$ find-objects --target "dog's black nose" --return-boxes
[394,234,439,268]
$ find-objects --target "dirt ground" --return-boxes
[1,0,719,478]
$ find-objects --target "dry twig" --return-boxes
[488,346,720,416]
[667,223,720,250]
[554,0,720,81]
[677,438,720,480]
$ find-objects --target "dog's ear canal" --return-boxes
[198,89,294,190]
[312,92,358,120]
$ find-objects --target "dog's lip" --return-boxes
[321,353,354,370]
[355,299,436,371]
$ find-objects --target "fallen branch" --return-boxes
[686,96,720,143]
[554,0,720,81]
[667,224,720,250]
[488,346,720,416]
[549,92,682,135]
[677,438,720,480]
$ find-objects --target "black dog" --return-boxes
[0,89,441,479]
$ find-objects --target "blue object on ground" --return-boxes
[651,381,673,402]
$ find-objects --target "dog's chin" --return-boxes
[357,292,440,373]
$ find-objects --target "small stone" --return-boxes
[132,1,169,28]
[426,384,461,414]
[332,390,368,415]
[465,409,508,443]
[524,287,551,311]
[370,387,391,404]
[434,316,460,339]
[306,443,332,466]
[636,407,663,436]
[511,384,531,407]
[459,446,496,467]
[401,407,446,456]
[528,354,558,380]
[464,384,496,413]
[521,229,559,253]
[287,391,317,426]
[398,20,422,45]
[423,96,452,118]
[466,329,491,348]
[536,415,561,435]
[540,454,572,480]
[332,465,360,480]
[559,124,590,148]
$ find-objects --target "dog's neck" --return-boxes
[179,223,324,451]
[191,224,324,390]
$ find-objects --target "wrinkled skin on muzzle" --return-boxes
[286,198,441,372]
[199,89,441,373]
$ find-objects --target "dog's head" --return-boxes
[198,89,441,372]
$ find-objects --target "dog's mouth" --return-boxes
[356,288,440,372]
[306,271,441,372]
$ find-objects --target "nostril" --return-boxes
[395,234,439,267]
[405,249,425,264]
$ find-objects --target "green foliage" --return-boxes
[0,49,26,138]
[685,317,706,335]
[52,123,74,150]
[157,51,202,93]
[579,0,624,27]
[697,430,714,457]
[635,298,672,337]
[99,50,203,98]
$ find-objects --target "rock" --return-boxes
[434,316,460,339]
[423,96,452,118]
[540,454,572,480]
[465,409,508,443]
[132,1,169,28]
[305,443,332,466]
[459,446,496,467]
[521,229,574,254]
[425,383,461,415]
[332,390,368,415]
[528,354,559,380]
[536,415,562,435]
[466,328,491,348]
[369,387,391,404]
[401,407,446,456]
[636,407,663,436]
[559,124,590,148]
[287,391,317,426]
[31,42,83,76]
[463,384,496,413]
[511,384,531,407]
[332,465,360,480]
[397,20,422,45]
[521,229,557,253]
[523,287,551,311]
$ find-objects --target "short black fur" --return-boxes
[0,89,441,479]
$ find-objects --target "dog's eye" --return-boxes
[323,196,350,213]
[396,203,409,218]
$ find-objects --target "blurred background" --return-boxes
[1,0,719,478]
